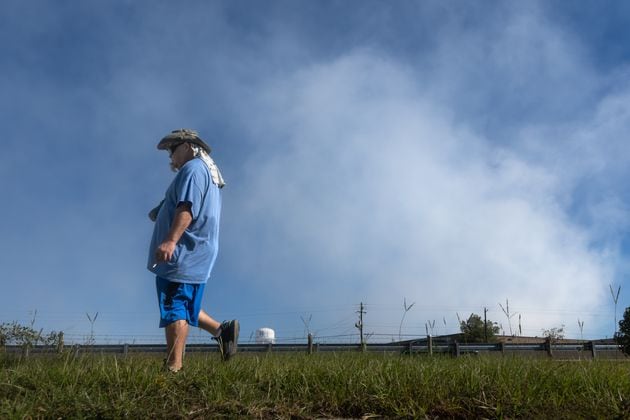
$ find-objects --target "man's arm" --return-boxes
[154,202,193,264]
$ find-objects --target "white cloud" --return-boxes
[226,48,612,339]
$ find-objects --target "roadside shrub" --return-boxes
[0,321,62,349]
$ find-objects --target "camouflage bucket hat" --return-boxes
[157,129,212,154]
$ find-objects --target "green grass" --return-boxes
[1,352,629,418]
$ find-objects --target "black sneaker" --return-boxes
[218,319,239,361]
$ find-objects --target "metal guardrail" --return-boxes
[2,342,626,359]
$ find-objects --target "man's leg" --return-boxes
[198,309,239,361]
[165,319,189,372]
[198,310,221,336]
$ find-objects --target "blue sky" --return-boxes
[2,1,630,343]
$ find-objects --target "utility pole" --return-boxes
[355,302,366,348]
[484,307,488,342]
[610,284,621,336]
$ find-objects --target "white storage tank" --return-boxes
[255,327,275,344]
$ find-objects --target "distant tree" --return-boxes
[460,313,499,343]
[615,307,630,355]
[542,325,565,343]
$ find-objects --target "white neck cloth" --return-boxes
[190,145,226,188]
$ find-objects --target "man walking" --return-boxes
[148,128,238,372]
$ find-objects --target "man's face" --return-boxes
[169,142,193,170]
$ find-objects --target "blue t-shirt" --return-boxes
[147,158,222,284]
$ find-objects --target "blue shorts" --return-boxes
[156,277,206,328]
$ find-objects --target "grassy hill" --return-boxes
[2,352,629,418]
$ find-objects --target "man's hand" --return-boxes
[155,240,177,263]
[152,203,193,266]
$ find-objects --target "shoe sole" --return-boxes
[230,320,239,357]
[221,320,240,361]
